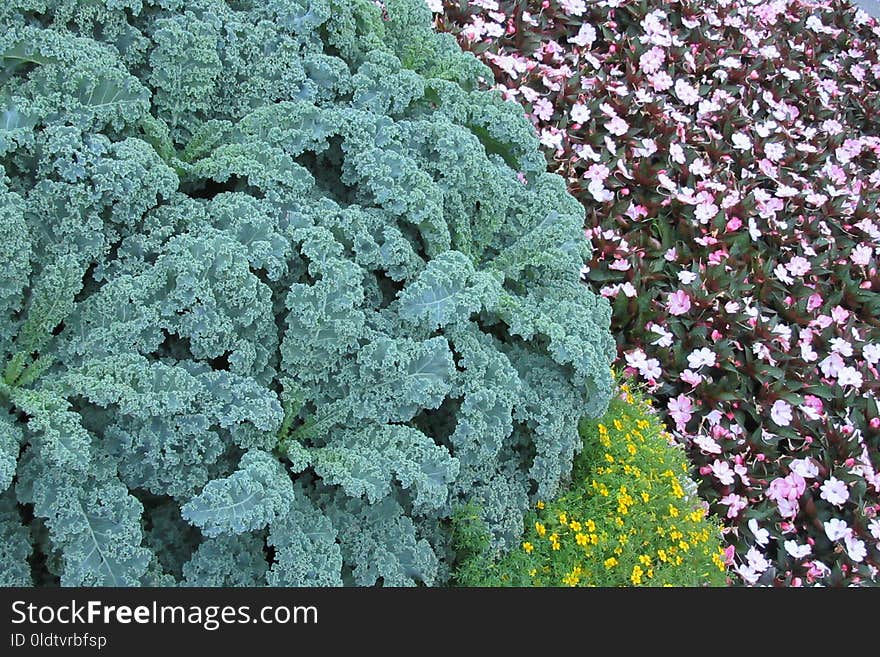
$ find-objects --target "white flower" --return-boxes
[625,348,648,371]
[863,343,880,365]
[745,546,770,573]
[748,518,770,547]
[869,518,880,541]
[570,103,591,123]
[567,22,596,47]
[674,78,700,105]
[830,338,853,357]
[732,132,753,150]
[836,366,863,389]
[824,518,852,541]
[784,540,812,559]
[819,477,849,507]
[558,0,587,16]
[648,322,673,348]
[678,271,698,285]
[844,535,867,563]
[764,142,785,161]
[620,281,637,297]
[425,0,443,12]
[770,400,793,427]
[640,358,661,380]
[789,458,819,479]
[687,347,717,370]
[850,244,873,266]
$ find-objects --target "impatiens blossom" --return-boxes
[770,400,793,427]
[748,518,770,547]
[720,493,748,518]
[824,518,852,541]
[666,290,691,315]
[819,476,849,506]
[667,394,692,430]
[784,541,812,559]
[789,458,819,479]
[687,347,716,370]
[674,78,700,105]
[710,459,735,486]
[844,535,867,562]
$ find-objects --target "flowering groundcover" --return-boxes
[434,0,880,585]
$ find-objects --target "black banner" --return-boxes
[0,586,852,652]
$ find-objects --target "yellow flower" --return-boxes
[522,541,534,554]
[604,453,615,463]
[558,512,568,526]
[586,519,596,533]
[668,504,679,518]
[658,549,668,563]
[529,569,537,577]
[536,500,545,510]
[639,554,652,566]
[604,557,618,569]
[589,534,599,545]
[576,533,589,546]
[549,533,560,550]
[615,516,624,527]
[569,520,582,532]
[641,492,651,503]
[562,573,580,587]
[631,565,644,586]
[535,522,546,537]
[627,443,637,456]
[679,541,690,552]
[613,419,624,432]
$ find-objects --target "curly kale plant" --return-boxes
[0,0,615,586]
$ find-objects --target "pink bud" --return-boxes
[845,458,855,467]
[609,44,616,54]
[699,466,712,475]
[756,453,766,462]
[620,188,629,196]
[711,330,722,341]
[791,577,802,587]
[750,71,759,80]
[716,48,725,56]
[870,418,880,429]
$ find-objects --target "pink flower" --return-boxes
[606,116,629,136]
[666,290,691,316]
[667,393,693,430]
[533,97,554,121]
[725,217,743,232]
[639,46,666,74]
[767,472,806,518]
[583,163,610,182]
[806,293,823,312]
[770,400,793,427]
[710,459,735,486]
[719,493,748,518]
[785,256,811,277]
[680,369,702,387]
[648,71,673,92]
[819,476,849,506]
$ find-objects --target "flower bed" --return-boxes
[435,0,880,585]
[453,381,728,587]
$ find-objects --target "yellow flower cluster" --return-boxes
[514,382,729,587]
